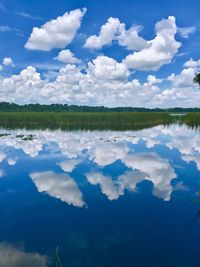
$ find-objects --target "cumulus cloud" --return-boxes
[25,8,86,51]
[0,243,47,267]
[184,58,200,68]
[1,66,46,103]
[87,55,130,81]
[84,17,121,49]
[84,16,181,71]
[84,17,148,51]
[2,57,15,67]
[178,26,196,38]
[168,67,196,88]
[123,16,181,71]
[30,171,85,207]
[54,49,80,64]
[0,55,200,107]
[117,25,149,51]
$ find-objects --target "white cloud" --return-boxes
[184,58,200,68]
[84,17,121,49]
[168,67,196,88]
[0,25,11,32]
[117,25,148,51]
[25,8,86,51]
[3,57,15,67]
[0,65,2,71]
[84,16,181,71]
[178,26,196,38]
[84,17,148,51]
[0,243,47,267]
[0,56,200,107]
[1,66,46,104]
[87,55,130,81]
[123,16,181,71]
[30,171,85,207]
[16,12,42,20]
[54,49,80,64]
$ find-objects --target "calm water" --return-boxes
[0,124,200,267]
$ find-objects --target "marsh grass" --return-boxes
[181,112,200,127]
[0,112,174,130]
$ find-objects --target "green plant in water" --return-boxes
[56,246,63,267]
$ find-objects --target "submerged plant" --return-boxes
[55,246,63,267]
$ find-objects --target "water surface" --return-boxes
[0,124,200,267]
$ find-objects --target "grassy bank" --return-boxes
[0,112,174,130]
[181,112,200,127]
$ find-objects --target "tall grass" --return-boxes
[0,112,174,130]
[181,112,200,127]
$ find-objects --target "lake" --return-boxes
[0,123,200,267]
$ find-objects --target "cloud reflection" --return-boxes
[86,152,176,201]
[30,171,85,207]
[0,124,199,205]
[0,243,47,267]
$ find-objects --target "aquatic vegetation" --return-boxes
[0,133,10,137]
[56,246,63,267]
[0,112,174,130]
[16,134,35,141]
[181,112,200,127]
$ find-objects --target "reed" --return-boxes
[0,112,174,130]
[181,112,200,126]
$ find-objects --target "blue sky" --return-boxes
[0,0,200,107]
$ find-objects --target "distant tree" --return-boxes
[193,72,200,88]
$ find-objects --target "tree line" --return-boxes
[0,102,199,112]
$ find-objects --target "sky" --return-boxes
[0,0,200,107]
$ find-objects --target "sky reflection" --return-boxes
[0,124,199,206]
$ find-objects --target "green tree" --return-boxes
[193,72,200,88]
